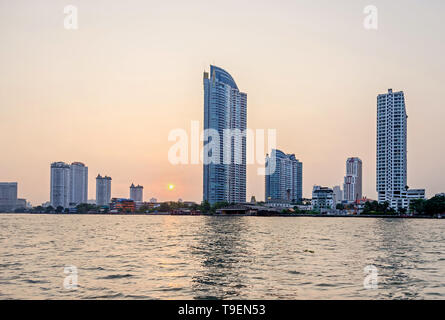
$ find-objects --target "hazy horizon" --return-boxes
[1,0,444,205]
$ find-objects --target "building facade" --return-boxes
[312,186,334,211]
[0,182,18,212]
[332,186,343,206]
[376,89,424,209]
[265,149,303,203]
[110,198,135,213]
[203,66,247,205]
[96,174,112,207]
[344,157,362,202]
[50,162,71,208]
[70,162,88,205]
[130,184,143,202]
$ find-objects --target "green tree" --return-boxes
[159,202,171,212]
[410,199,426,215]
[336,203,345,210]
[199,200,211,213]
[45,206,54,213]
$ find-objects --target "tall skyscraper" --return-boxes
[70,162,88,205]
[343,157,362,202]
[377,89,408,208]
[203,66,247,204]
[96,175,112,207]
[50,162,71,208]
[265,149,303,203]
[130,183,143,202]
[0,182,18,212]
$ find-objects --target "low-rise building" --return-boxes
[110,198,135,213]
[264,200,294,209]
[312,186,335,212]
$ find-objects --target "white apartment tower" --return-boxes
[377,89,409,209]
[50,162,71,208]
[70,162,88,205]
[343,157,363,202]
[96,174,112,207]
[130,184,143,202]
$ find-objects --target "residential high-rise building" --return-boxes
[50,162,71,208]
[332,186,343,205]
[130,183,143,202]
[0,182,18,212]
[376,89,424,209]
[70,162,88,205]
[343,157,362,202]
[96,174,112,207]
[377,89,407,207]
[203,66,247,204]
[265,149,303,203]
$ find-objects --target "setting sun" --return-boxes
[168,184,175,191]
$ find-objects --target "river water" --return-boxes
[0,214,444,299]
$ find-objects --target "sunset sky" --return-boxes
[1,0,444,205]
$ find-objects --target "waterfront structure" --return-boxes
[50,162,71,208]
[96,175,112,207]
[265,149,303,203]
[110,198,135,213]
[312,186,334,211]
[332,186,343,206]
[70,162,88,205]
[203,65,247,205]
[129,184,143,202]
[0,182,18,212]
[344,158,362,202]
[16,198,27,209]
[376,89,424,209]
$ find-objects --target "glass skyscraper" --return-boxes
[265,149,303,203]
[203,66,247,205]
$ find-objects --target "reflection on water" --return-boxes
[0,214,444,299]
[191,217,250,299]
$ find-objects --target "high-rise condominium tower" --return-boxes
[265,149,303,203]
[203,66,247,204]
[130,183,143,202]
[0,182,18,212]
[70,162,88,205]
[376,89,408,208]
[343,157,362,202]
[50,162,71,208]
[96,175,112,207]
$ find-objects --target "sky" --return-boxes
[0,0,444,205]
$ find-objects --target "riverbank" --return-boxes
[0,212,441,219]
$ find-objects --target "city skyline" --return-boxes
[1,1,444,205]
